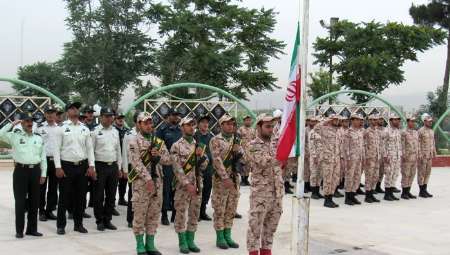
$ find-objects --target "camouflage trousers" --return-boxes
[340,158,346,182]
[417,158,432,186]
[309,157,322,187]
[173,186,202,233]
[378,160,385,182]
[345,159,362,193]
[384,157,401,188]
[211,175,240,230]
[320,159,340,195]
[132,178,162,235]
[284,158,297,181]
[364,158,380,191]
[242,164,250,177]
[304,155,310,182]
[247,194,283,252]
[401,158,417,188]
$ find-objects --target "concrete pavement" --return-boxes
[0,168,449,255]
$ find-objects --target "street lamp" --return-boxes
[320,17,339,103]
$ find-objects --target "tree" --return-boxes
[153,0,285,100]
[15,61,73,102]
[307,69,341,102]
[410,0,450,119]
[60,0,158,108]
[313,20,446,103]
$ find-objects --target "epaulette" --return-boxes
[37,123,44,128]
[13,129,21,133]
[33,132,41,136]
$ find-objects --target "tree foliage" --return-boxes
[313,20,446,103]
[307,69,341,102]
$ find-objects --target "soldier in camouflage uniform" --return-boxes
[171,117,209,254]
[400,115,419,200]
[383,113,402,201]
[418,114,436,198]
[210,114,244,249]
[238,115,256,186]
[363,114,382,203]
[128,112,171,255]
[303,116,313,193]
[309,117,323,199]
[316,114,341,208]
[245,114,284,255]
[375,117,386,194]
[343,114,365,206]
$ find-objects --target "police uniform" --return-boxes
[0,113,47,238]
[36,105,60,221]
[129,112,171,255]
[83,105,98,210]
[53,102,95,234]
[155,108,182,225]
[91,108,122,230]
[114,112,130,206]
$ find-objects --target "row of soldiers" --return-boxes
[303,112,436,208]
[2,102,284,255]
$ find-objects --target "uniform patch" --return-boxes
[64,128,71,132]
[19,138,25,144]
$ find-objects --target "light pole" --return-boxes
[320,17,339,103]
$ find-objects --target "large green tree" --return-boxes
[15,62,73,102]
[153,0,285,99]
[307,69,341,102]
[313,20,446,103]
[410,0,450,119]
[60,0,158,107]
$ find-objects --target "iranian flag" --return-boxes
[276,24,301,161]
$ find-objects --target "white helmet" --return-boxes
[273,109,283,118]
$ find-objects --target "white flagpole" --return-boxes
[291,0,310,254]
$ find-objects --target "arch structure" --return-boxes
[0,77,65,107]
[125,82,257,121]
[307,90,407,123]
[433,108,450,142]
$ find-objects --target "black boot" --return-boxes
[333,188,344,198]
[171,210,176,223]
[356,187,365,195]
[351,192,361,205]
[324,195,339,208]
[240,176,249,186]
[392,187,401,193]
[391,188,399,200]
[375,182,385,193]
[384,187,394,201]
[200,211,212,221]
[311,186,323,199]
[338,179,344,190]
[161,210,169,226]
[423,184,433,198]
[304,182,311,193]
[371,191,380,203]
[364,191,374,203]
[401,188,410,200]
[406,187,417,199]
[284,182,293,194]
[292,174,298,183]
[345,192,354,206]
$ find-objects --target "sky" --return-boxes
[0,0,445,112]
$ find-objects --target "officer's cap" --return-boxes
[83,105,95,113]
[179,116,195,126]
[350,113,364,120]
[100,107,115,116]
[166,108,180,116]
[65,102,82,111]
[388,113,401,120]
[137,112,152,122]
[116,112,126,118]
[44,105,57,113]
[219,114,235,125]
[197,114,210,122]
[256,113,274,125]
[20,112,34,121]
[405,114,416,121]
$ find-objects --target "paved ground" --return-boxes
[0,168,449,255]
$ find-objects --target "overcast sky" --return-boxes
[0,0,444,112]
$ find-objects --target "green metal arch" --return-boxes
[433,108,450,142]
[125,82,257,120]
[307,89,406,122]
[0,77,65,107]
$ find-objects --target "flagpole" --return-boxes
[291,0,310,255]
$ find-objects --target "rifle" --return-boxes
[128,135,164,184]
[194,142,207,194]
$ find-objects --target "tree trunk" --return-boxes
[440,31,450,118]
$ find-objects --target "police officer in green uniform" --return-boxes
[0,112,47,238]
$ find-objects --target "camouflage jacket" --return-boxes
[316,124,342,163]
[383,127,402,159]
[418,127,436,159]
[210,133,244,180]
[364,127,381,160]
[238,126,256,147]
[343,127,365,161]
[401,128,419,160]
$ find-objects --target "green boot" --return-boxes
[186,231,201,253]
[135,234,147,255]
[145,234,161,255]
[223,228,239,248]
[216,230,229,249]
[178,232,190,254]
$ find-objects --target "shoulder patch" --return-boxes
[33,132,41,136]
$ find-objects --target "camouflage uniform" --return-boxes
[363,126,381,191]
[129,133,171,236]
[304,126,311,184]
[401,128,419,188]
[383,127,402,188]
[210,131,243,248]
[343,127,365,193]
[238,126,256,179]
[338,126,347,185]
[245,136,284,253]
[417,127,436,186]
[316,124,341,196]
[376,125,387,191]
[171,137,208,233]
[308,125,322,187]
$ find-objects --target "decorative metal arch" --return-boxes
[307,89,406,122]
[433,108,450,142]
[125,82,257,120]
[0,77,65,107]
